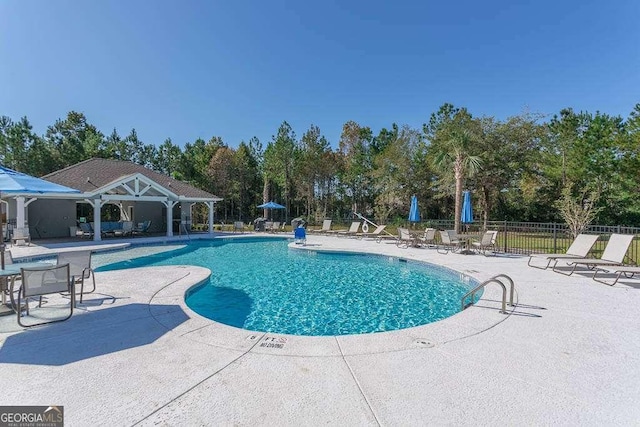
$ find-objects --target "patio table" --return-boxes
[455,233,481,255]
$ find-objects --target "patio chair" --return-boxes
[1,250,15,301]
[472,230,499,256]
[308,219,332,234]
[11,227,31,246]
[396,227,416,248]
[233,221,245,233]
[265,221,280,233]
[132,220,152,236]
[17,263,74,328]
[56,250,95,303]
[417,228,437,248]
[552,233,635,276]
[528,233,599,269]
[437,230,462,254]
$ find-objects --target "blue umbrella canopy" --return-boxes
[461,191,473,224]
[0,166,80,194]
[408,195,420,222]
[257,201,285,209]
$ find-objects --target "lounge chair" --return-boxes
[113,221,134,237]
[358,224,387,239]
[528,234,599,269]
[308,219,332,234]
[552,233,635,276]
[57,250,96,303]
[437,230,462,254]
[472,230,499,256]
[17,263,74,327]
[417,228,437,248]
[592,265,640,286]
[336,221,361,237]
[77,222,94,238]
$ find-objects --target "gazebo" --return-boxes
[3,158,222,241]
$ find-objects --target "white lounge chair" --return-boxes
[308,219,332,234]
[552,233,635,276]
[528,234,599,269]
[592,265,640,286]
[336,221,361,237]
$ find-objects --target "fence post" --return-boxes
[553,223,557,253]
[503,220,508,253]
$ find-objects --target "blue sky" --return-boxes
[1,0,638,149]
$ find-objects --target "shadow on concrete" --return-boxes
[0,303,188,366]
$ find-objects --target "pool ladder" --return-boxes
[460,274,515,314]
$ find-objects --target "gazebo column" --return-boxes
[207,201,214,234]
[93,199,102,241]
[16,196,26,229]
[164,200,178,237]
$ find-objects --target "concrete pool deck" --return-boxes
[1,233,639,425]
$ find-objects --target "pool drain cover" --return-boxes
[414,339,435,348]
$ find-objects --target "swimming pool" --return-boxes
[97,238,479,336]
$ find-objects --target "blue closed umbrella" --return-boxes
[408,195,420,223]
[461,191,473,224]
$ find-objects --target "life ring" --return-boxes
[362,223,369,233]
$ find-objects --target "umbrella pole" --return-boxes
[0,196,4,270]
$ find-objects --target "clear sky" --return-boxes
[1,0,638,149]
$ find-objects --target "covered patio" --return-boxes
[2,158,222,242]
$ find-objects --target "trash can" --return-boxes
[253,218,265,232]
[291,218,304,229]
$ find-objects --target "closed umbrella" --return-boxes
[461,190,473,224]
[408,195,420,224]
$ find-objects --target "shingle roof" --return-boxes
[43,158,220,200]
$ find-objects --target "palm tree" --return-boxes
[430,112,482,234]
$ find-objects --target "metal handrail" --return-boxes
[460,274,515,314]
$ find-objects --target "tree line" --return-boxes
[1,103,640,227]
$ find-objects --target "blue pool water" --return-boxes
[97,238,479,336]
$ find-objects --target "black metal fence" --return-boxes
[421,220,640,264]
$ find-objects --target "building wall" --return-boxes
[28,199,77,238]
[133,201,165,233]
